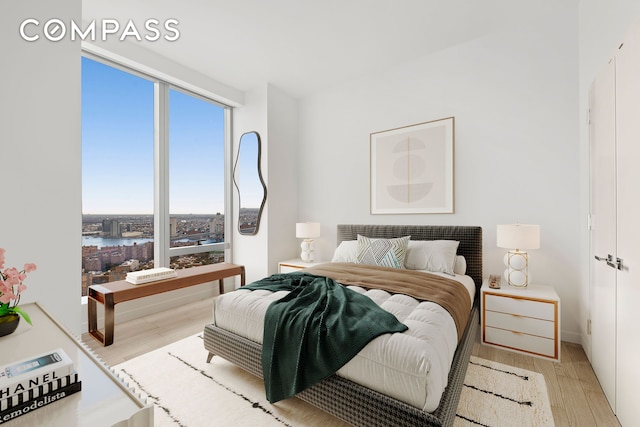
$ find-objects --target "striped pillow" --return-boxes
[356,235,410,269]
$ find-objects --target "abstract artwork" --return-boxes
[370,117,454,214]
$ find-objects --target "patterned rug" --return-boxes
[454,356,554,426]
[113,334,554,426]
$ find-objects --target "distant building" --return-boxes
[120,259,140,271]
[82,245,99,257]
[102,218,120,237]
[170,217,177,236]
[84,256,102,271]
[210,213,224,235]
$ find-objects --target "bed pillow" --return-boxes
[404,240,460,274]
[453,256,467,275]
[356,235,410,269]
[331,240,359,263]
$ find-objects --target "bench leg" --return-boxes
[103,293,115,346]
[88,296,99,339]
[206,352,214,363]
[88,293,115,346]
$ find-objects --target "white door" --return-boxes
[589,58,617,412]
[614,20,640,427]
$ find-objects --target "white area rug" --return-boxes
[454,357,554,427]
[114,334,554,427]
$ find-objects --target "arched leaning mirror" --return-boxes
[233,131,267,235]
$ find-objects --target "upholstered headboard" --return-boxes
[336,224,483,296]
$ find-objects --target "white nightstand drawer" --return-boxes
[485,326,556,358]
[279,265,302,273]
[484,310,555,339]
[485,294,555,321]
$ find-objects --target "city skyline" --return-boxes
[81,212,227,295]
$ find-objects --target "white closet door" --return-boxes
[615,21,640,427]
[589,59,617,411]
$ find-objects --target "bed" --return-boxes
[204,224,483,427]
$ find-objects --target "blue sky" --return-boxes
[81,57,225,215]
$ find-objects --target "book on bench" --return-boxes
[125,267,177,284]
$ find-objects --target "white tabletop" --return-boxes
[0,303,152,426]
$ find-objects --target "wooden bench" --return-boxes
[88,263,245,346]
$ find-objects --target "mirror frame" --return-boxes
[233,131,267,235]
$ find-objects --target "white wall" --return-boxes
[233,86,270,283]
[298,3,582,342]
[0,0,82,332]
[577,0,640,356]
[265,85,299,273]
[233,84,299,283]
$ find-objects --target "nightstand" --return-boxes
[278,258,325,273]
[481,280,561,361]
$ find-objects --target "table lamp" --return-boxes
[296,222,320,262]
[497,224,540,288]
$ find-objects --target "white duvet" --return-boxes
[211,270,475,412]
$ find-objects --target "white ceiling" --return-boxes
[82,0,559,99]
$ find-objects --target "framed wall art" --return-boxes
[370,117,454,214]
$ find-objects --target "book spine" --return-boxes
[0,373,79,412]
[0,362,74,401]
[0,379,81,423]
[0,349,75,400]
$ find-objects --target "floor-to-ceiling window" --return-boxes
[81,56,229,296]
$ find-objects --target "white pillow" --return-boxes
[453,255,467,275]
[356,235,410,269]
[404,240,460,275]
[331,240,359,263]
[332,238,467,273]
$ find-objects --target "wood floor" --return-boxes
[82,297,620,427]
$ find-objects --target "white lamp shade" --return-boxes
[296,222,320,239]
[496,224,540,250]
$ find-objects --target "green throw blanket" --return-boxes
[243,272,408,403]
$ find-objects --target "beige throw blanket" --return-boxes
[305,262,472,342]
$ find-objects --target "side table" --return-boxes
[0,302,152,426]
[278,258,326,273]
[481,280,561,361]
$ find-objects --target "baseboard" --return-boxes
[561,329,582,345]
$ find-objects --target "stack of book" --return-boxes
[126,267,177,285]
[0,349,81,421]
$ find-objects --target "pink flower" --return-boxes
[3,268,19,286]
[0,291,15,304]
[0,249,36,325]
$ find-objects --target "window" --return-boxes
[81,56,229,296]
